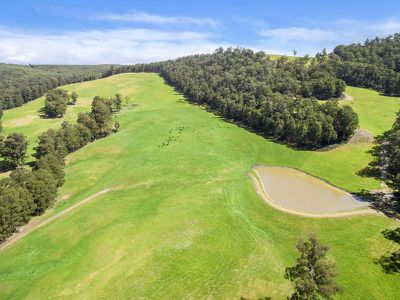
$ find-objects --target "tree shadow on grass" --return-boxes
[0,160,14,173]
[375,227,400,274]
[356,131,400,274]
[378,252,400,274]
[26,161,36,169]
[356,133,387,180]
[0,159,34,174]
[382,227,400,244]
[355,190,400,219]
[37,107,51,119]
[355,129,400,218]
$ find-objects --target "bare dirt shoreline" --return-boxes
[250,168,379,218]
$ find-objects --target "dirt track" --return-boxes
[342,93,354,101]
[0,188,112,250]
[250,170,379,218]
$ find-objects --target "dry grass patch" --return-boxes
[6,115,37,127]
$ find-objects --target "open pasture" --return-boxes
[0,73,399,299]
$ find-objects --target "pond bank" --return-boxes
[251,165,378,218]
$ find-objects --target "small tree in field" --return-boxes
[91,96,113,137]
[0,132,28,168]
[70,91,78,105]
[44,89,69,118]
[285,235,342,300]
[113,93,122,112]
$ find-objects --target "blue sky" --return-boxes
[1,0,400,64]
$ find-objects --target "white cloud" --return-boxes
[256,18,400,55]
[0,27,225,64]
[2,16,400,64]
[365,18,400,33]
[260,27,338,43]
[93,12,217,26]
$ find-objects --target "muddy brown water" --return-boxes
[255,165,369,213]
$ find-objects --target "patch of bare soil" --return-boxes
[341,93,354,101]
[348,129,374,144]
[7,115,37,127]
[0,171,11,178]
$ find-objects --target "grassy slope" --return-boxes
[1,75,132,156]
[0,74,399,299]
[345,86,400,135]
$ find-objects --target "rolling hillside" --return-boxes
[0,74,399,299]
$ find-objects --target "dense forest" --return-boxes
[331,33,400,95]
[0,64,112,109]
[159,49,358,148]
[0,91,120,242]
[107,48,358,148]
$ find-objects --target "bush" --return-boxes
[0,132,28,168]
[70,91,78,105]
[44,89,69,118]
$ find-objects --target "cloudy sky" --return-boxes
[1,0,400,64]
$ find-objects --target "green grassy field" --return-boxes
[1,75,136,156]
[345,86,400,136]
[0,74,399,299]
[267,54,296,60]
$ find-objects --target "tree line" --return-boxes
[0,64,112,110]
[160,49,358,148]
[106,48,358,148]
[330,33,400,95]
[0,93,120,242]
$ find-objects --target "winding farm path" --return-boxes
[0,188,113,250]
[250,171,379,218]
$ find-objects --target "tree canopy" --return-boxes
[285,235,342,300]
[331,33,400,95]
[44,88,69,118]
[70,91,78,105]
[0,132,28,168]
